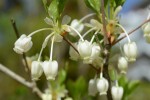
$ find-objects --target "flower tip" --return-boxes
[121,71,127,74]
[46,76,56,80]
[100,92,107,96]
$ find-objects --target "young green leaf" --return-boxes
[84,0,100,13]
[58,0,68,15]
[48,0,59,21]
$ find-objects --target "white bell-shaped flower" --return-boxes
[78,40,92,59]
[143,23,150,43]
[88,78,98,96]
[13,34,33,54]
[111,86,124,100]
[97,73,109,95]
[123,42,137,62]
[118,57,128,74]
[42,60,58,80]
[83,43,101,64]
[31,61,43,81]
[69,43,79,61]
[69,19,84,37]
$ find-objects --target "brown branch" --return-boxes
[63,36,79,54]
[113,18,150,45]
[11,19,30,72]
[0,64,43,99]
[101,0,109,44]
[100,0,113,100]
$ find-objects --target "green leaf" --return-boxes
[118,75,128,88]
[127,80,140,95]
[48,0,59,21]
[58,0,67,15]
[84,0,100,13]
[67,76,87,99]
[115,0,125,6]
[57,70,67,85]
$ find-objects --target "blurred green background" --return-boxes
[0,0,150,100]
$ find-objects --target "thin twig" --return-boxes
[113,18,150,45]
[63,36,79,54]
[0,64,31,87]
[11,19,20,38]
[0,64,43,98]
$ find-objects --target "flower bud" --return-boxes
[118,57,128,74]
[123,42,137,62]
[78,40,92,59]
[69,43,79,61]
[69,19,84,37]
[88,79,98,96]
[114,6,122,18]
[31,61,43,81]
[143,23,150,43]
[111,86,123,100]
[13,34,33,54]
[97,77,109,95]
[42,60,58,80]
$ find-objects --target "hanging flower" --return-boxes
[31,61,43,80]
[111,86,124,100]
[123,42,137,62]
[13,34,33,54]
[78,40,92,60]
[97,73,109,95]
[118,57,128,74]
[42,60,58,80]
[88,78,98,96]
[142,23,150,43]
[83,43,101,64]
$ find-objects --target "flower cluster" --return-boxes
[88,73,124,100]
[13,2,149,99]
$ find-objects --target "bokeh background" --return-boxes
[0,0,150,100]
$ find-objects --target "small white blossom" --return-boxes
[83,43,101,64]
[143,23,150,43]
[123,42,137,62]
[97,73,109,95]
[42,93,52,100]
[78,40,92,60]
[31,61,43,80]
[69,19,84,37]
[118,57,128,74]
[69,43,79,61]
[13,34,33,54]
[111,86,124,100]
[88,78,98,96]
[42,60,58,80]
